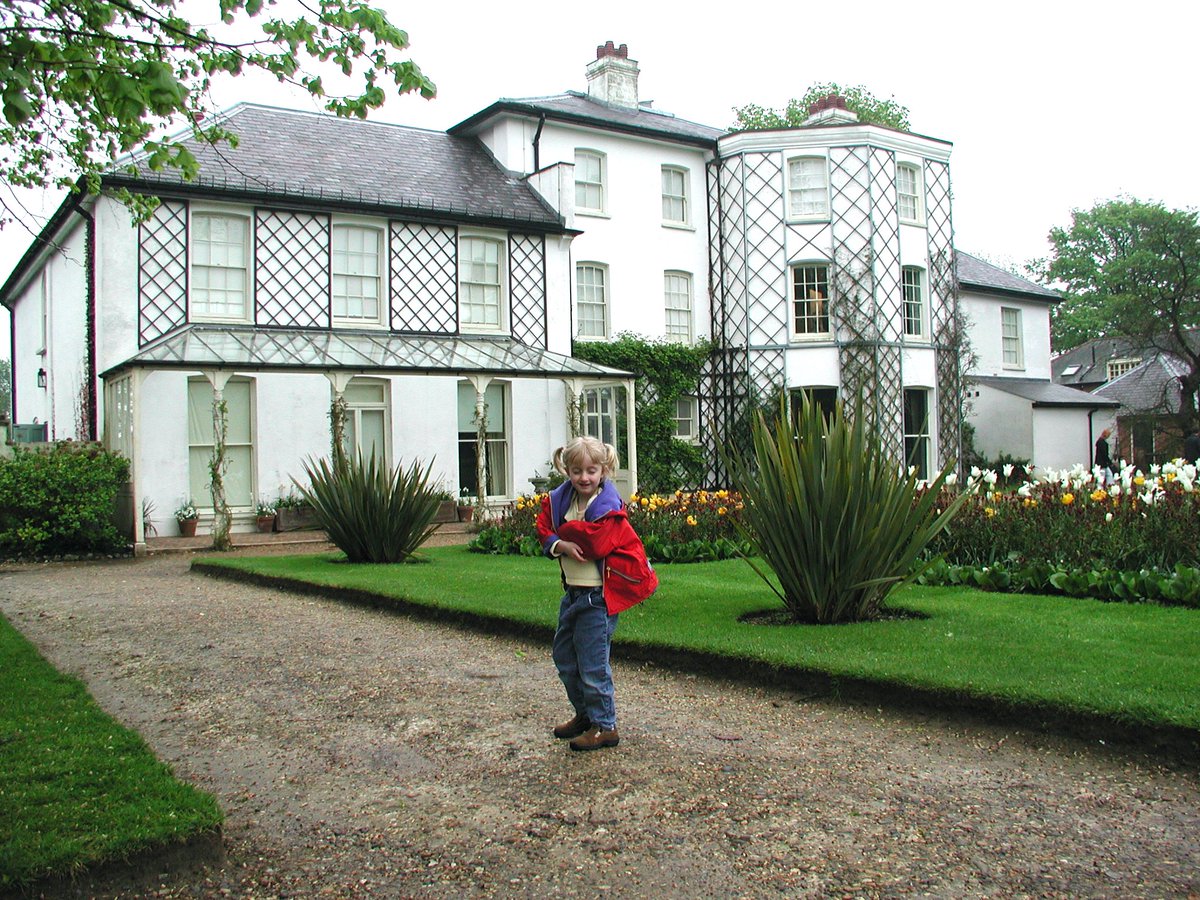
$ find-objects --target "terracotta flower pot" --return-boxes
[256,515,276,533]
[178,517,198,537]
[457,505,474,523]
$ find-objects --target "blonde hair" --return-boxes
[553,435,619,478]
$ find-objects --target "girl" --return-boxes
[535,436,657,751]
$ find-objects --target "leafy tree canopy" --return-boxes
[1031,197,1200,428]
[0,0,436,221]
[731,83,910,132]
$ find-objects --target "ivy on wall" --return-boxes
[574,334,712,492]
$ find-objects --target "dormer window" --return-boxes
[1107,357,1142,381]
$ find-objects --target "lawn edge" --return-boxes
[191,560,1200,766]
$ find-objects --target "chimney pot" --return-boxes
[617,43,628,58]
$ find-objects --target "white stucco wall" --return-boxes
[1031,407,1099,473]
[488,121,713,345]
[967,383,1034,462]
[961,290,1053,380]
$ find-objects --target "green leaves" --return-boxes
[0,0,436,225]
[726,393,965,624]
[732,83,911,132]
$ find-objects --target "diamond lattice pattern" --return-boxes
[255,210,331,328]
[139,200,187,345]
[391,223,457,333]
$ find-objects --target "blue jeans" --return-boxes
[552,586,619,731]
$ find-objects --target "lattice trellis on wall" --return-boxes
[255,210,331,328]
[926,160,961,470]
[390,222,457,333]
[138,200,188,346]
[509,234,546,348]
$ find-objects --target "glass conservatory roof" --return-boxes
[102,325,629,379]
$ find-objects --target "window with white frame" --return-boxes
[903,388,931,481]
[331,225,383,325]
[1001,307,1024,368]
[673,395,698,442]
[664,271,693,343]
[191,213,250,320]
[902,266,926,339]
[459,235,505,332]
[457,381,509,498]
[342,378,389,466]
[787,157,829,219]
[897,163,924,224]
[575,150,606,214]
[188,377,253,508]
[661,166,688,225]
[580,384,630,460]
[1106,357,1142,381]
[576,263,608,339]
[791,263,830,337]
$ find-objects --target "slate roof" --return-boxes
[107,104,564,229]
[450,91,724,147]
[1052,330,1200,389]
[971,375,1118,408]
[956,252,1059,302]
[1095,355,1189,415]
[100,325,629,380]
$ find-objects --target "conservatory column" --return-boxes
[562,377,585,438]
[466,374,493,503]
[624,377,638,492]
[324,371,357,466]
[200,369,235,550]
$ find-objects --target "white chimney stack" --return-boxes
[585,41,640,109]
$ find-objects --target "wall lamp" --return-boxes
[36,368,46,389]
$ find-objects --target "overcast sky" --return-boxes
[2,0,1197,357]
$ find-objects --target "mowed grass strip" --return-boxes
[198,547,1200,733]
[0,613,222,890]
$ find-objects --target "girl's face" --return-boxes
[568,452,605,500]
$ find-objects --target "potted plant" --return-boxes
[174,499,198,537]
[274,491,317,531]
[432,484,457,524]
[254,500,277,533]
[457,487,475,523]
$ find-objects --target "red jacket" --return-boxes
[535,483,658,614]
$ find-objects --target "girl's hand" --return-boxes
[557,540,586,562]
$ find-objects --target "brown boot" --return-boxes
[553,713,591,740]
[569,725,620,752]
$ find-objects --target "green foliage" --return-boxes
[1030,199,1200,428]
[0,0,436,223]
[572,334,711,491]
[727,395,965,623]
[0,443,129,558]
[297,452,439,563]
[0,613,221,888]
[732,82,911,131]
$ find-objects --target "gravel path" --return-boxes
[3,554,1199,899]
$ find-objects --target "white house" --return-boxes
[1,41,1106,545]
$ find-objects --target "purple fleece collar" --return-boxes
[548,479,624,528]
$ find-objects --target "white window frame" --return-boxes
[190,211,251,323]
[574,149,607,215]
[902,266,927,340]
[341,378,391,467]
[664,270,693,343]
[790,263,831,339]
[903,387,932,482]
[1001,306,1024,369]
[331,222,385,327]
[897,163,924,225]
[457,380,510,499]
[576,262,609,341]
[458,231,507,334]
[187,377,255,510]
[787,156,829,221]
[661,165,689,226]
[673,394,699,443]
[1106,357,1142,381]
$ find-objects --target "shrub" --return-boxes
[727,395,965,624]
[0,443,130,558]
[297,453,439,563]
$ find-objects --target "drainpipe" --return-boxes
[1087,408,1096,467]
[532,113,546,173]
[73,204,97,441]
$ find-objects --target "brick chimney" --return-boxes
[804,93,859,127]
[585,41,640,109]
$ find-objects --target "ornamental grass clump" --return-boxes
[727,395,965,624]
[297,453,440,563]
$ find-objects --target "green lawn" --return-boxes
[197,546,1200,735]
[0,614,222,890]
